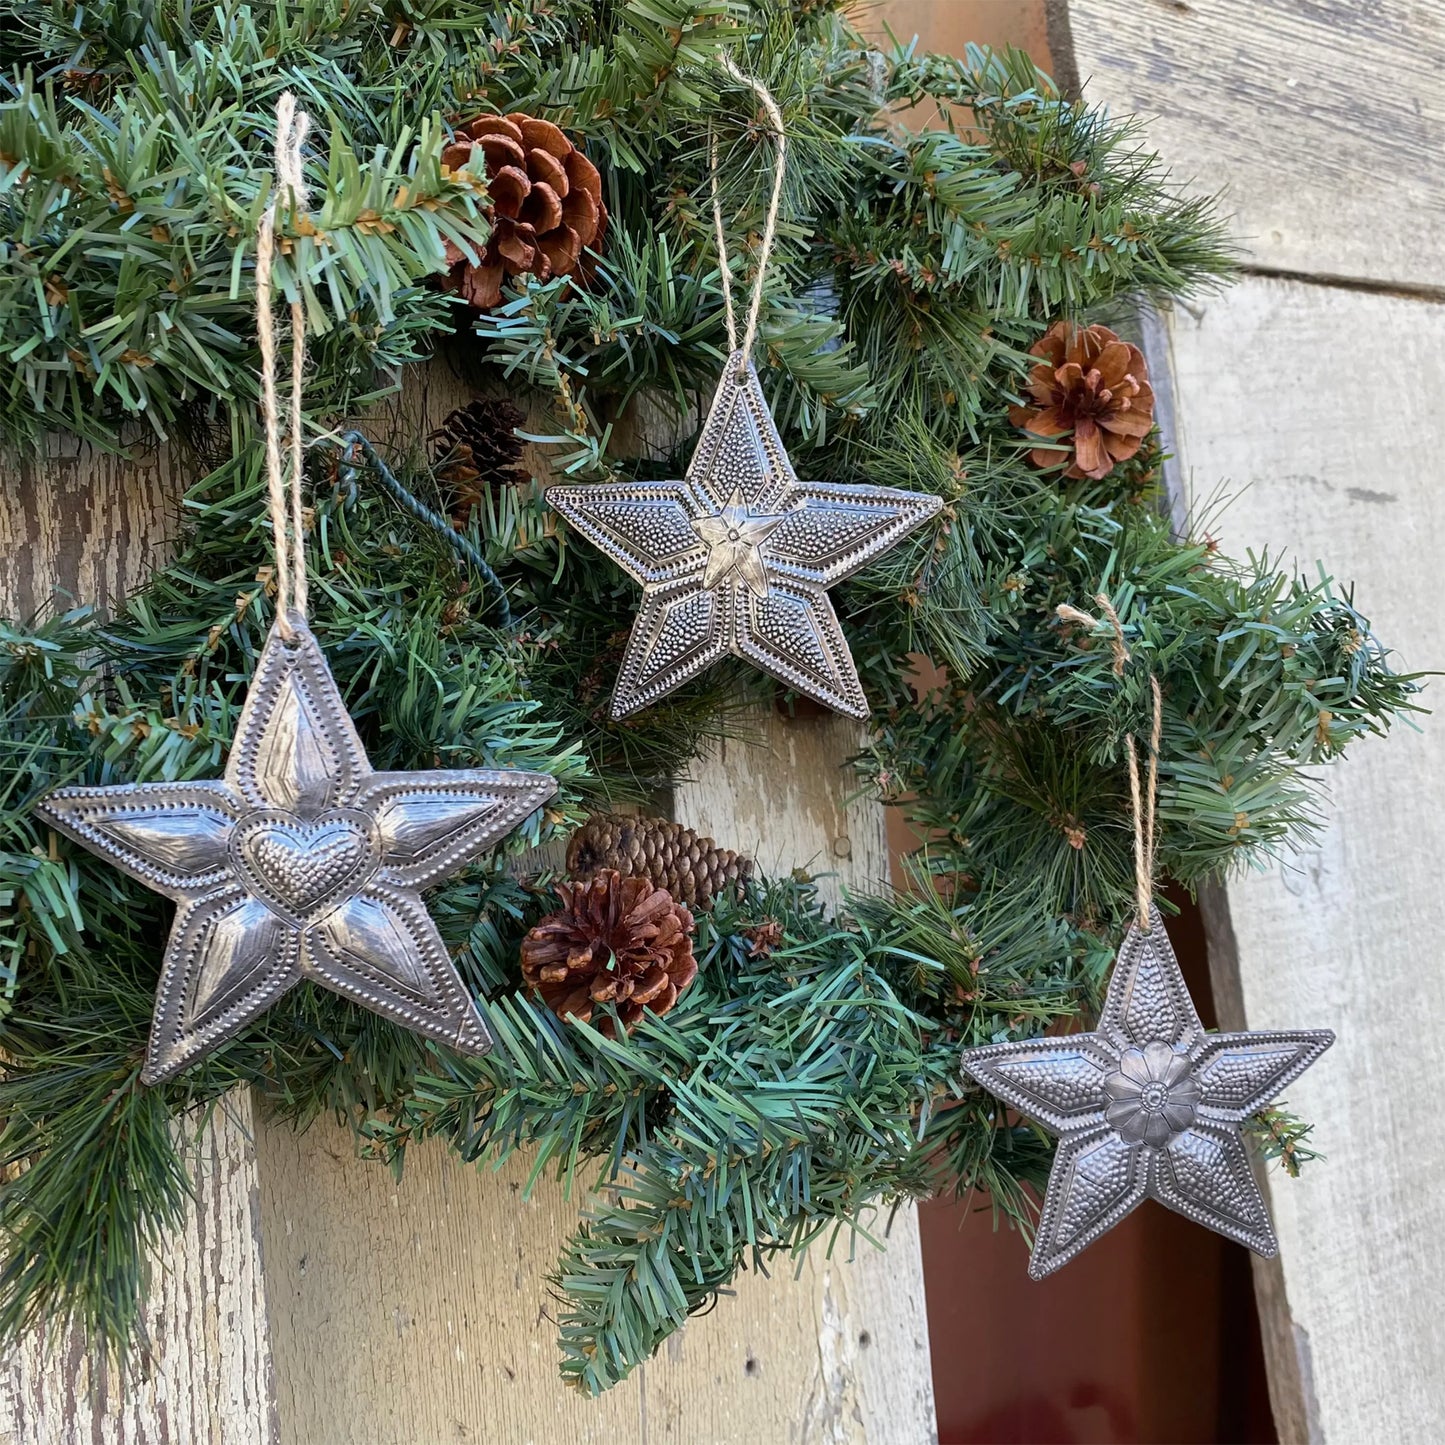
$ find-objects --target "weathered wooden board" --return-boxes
[675,710,890,899]
[0,1093,278,1445]
[0,440,278,1445]
[1060,0,1445,289]
[254,709,935,1445]
[0,436,188,624]
[1158,277,1445,1443]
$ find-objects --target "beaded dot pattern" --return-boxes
[546,351,943,719]
[961,922,1334,1278]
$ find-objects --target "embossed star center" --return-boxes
[38,618,556,1084]
[692,488,786,597]
[547,351,942,719]
[961,923,1333,1278]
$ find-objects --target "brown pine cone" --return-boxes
[441,112,607,310]
[520,871,697,1035]
[566,813,752,911]
[431,398,527,524]
[1009,321,1154,480]
[742,918,785,958]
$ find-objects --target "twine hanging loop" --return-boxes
[708,56,787,373]
[255,92,311,640]
[1057,594,1163,929]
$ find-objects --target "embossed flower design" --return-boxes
[38,619,556,1085]
[1103,1040,1202,1147]
[961,926,1333,1278]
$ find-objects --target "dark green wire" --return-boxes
[335,429,513,629]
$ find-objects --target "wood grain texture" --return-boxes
[673,709,890,909]
[1,437,279,1444]
[0,432,189,623]
[1064,0,1445,289]
[257,1136,932,1445]
[255,708,934,1445]
[1158,277,1445,1443]
[0,1095,278,1445]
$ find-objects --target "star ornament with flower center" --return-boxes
[546,351,943,719]
[961,923,1333,1278]
[37,619,557,1085]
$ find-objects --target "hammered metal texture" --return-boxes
[960,922,1334,1278]
[36,617,557,1085]
[546,352,943,719]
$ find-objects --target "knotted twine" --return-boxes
[254,92,311,640]
[708,56,787,374]
[1057,595,1164,930]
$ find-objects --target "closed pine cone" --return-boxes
[1009,320,1154,480]
[441,112,606,310]
[520,871,697,1035]
[431,398,527,524]
[566,813,752,910]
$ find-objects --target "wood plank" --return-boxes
[0,1096,277,1445]
[674,710,891,904]
[255,709,934,1444]
[1157,276,1445,1443]
[0,434,188,624]
[0,437,278,1445]
[1062,0,1445,289]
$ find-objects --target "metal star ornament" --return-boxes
[961,923,1333,1278]
[546,352,943,719]
[37,618,557,1084]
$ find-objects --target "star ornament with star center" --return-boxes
[36,618,557,1085]
[960,923,1333,1278]
[546,351,943,719]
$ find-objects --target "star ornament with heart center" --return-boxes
[546,352,943,719]
[38,618,557,1084]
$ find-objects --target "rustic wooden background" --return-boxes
[1061,3,1445,1441]
[7,1,1440,1440]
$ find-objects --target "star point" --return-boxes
[38,618,557,1084]
[546,352,943,719]
[961,921,1333,1277]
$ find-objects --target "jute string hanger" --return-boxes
[1057,595,1163,931]
[709,56,787,376]
[255,92,312,641]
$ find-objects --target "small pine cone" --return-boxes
[566,813,752,911]
[520,871,697,1034]
[742,918,784,958]
[441,112,607,311]
[1009,321,1154,480]
[431,398,527,524]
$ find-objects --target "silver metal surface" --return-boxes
[960,922,1333,1278]
[37,617,557,1084]
[546,351,943,719]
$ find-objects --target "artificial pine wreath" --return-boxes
[0,0,1422,1399]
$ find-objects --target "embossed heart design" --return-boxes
[232,810,378,922]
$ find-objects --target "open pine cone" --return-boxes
[442,112,606,310]
[1009,320,1154,480]
[520,871,697,1035]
